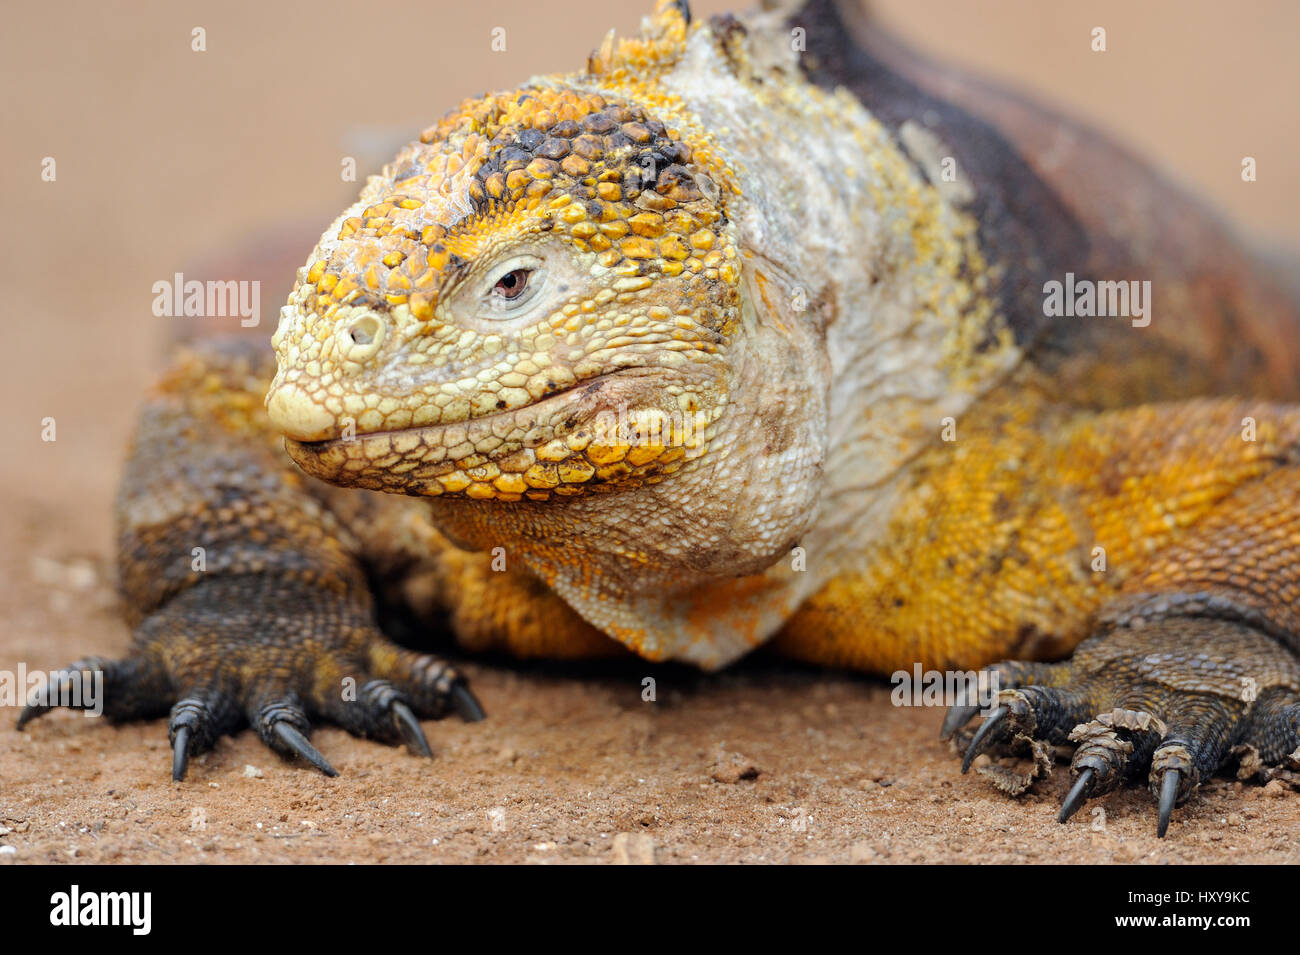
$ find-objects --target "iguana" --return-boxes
[21,0,1300,838]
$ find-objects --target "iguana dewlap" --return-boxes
[23,0,1300,837]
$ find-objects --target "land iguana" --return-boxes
[22,0,1300,837]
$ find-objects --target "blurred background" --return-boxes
[2,0,1297,552]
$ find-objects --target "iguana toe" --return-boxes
[951,617,1300,836]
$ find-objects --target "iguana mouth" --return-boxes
[283,367,694,500]
[289,372,614,455]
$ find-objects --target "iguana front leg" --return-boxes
[946,454,1300,836]
[18,341,483,779]
[947,621,1300,836]
[771,391,1300,833]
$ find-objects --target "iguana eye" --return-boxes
[491,268,532,301]
[469,252,547,323]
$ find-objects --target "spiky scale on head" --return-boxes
[310,87,732,321]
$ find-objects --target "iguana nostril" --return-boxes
[347,316,380,346]
[340,313,385,360]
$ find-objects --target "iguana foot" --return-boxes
[943,618,1300,836]
[17,575,484,780]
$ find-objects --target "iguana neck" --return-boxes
[431,8,1016,667]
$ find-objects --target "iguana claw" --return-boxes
[1156,769,1180,838]
[961,706,1007,773]
[271,723,338,778]
[1058,767,1095,824]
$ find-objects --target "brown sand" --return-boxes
[2,0,1298,864]
[3,518,1299,865]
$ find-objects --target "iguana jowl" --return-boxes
[22,0,1300,837]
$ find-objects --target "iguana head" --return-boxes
[267,1,745,505]
[265,0,1007,665]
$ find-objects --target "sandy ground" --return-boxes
[4,512,1299,865]
[2,0,1299,865]
[5,517,1300,865]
